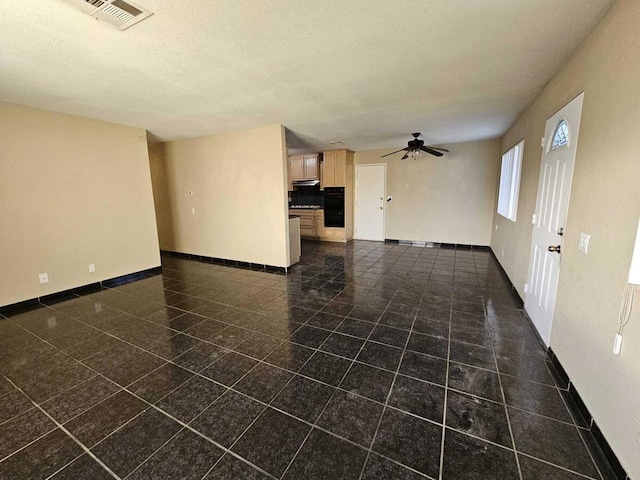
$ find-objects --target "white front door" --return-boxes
[355,164,386,241]
[525,92,584,346]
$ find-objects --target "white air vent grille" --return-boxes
[101,3,136,22]
[57,0,152,30]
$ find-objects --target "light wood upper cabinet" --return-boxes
[322,149,347,187]
[303,155,319,179]
[289,155,304,180]
[289,154,319,182]
[323,151,336,187]
[334,150,346,186]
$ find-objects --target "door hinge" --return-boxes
[532,213,537,225]
[540,137,545,148]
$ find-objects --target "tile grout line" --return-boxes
[7,321,282,480]
[200,288,362,477]
[42,330,284,478]
[3,245,584,479]
[517,451,601,480]
[357,272,440,480]
[120,426,185,479]
[436,252,455,480]
[484,262,524,480]
[279,290,399,479]
[10,298,455,428]
[479,242,604,480]
[360,249,451,478]
[194,306,349,480]
[545,357,609,480]
[0,373,121,480]
[7,289,594,480]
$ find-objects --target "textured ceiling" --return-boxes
[0,0,613,152]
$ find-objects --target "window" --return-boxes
[551,120,569,149]
[497,140,524,222]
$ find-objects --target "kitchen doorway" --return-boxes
[355,164,386,241]
[525,92,584,346]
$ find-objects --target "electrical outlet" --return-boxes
[38,273,49,284]
[191,207,196,215]
[495,224,498,231]
[88,264,96,273]
[501,248,505,258]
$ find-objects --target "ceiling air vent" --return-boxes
[57,0,152,30]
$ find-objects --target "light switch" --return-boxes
[578,232,590,253]
[191,208,196,215]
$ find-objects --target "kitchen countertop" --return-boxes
[289,206,324,210]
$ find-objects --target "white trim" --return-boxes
[354,163,386,241]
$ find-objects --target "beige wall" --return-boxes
[355,140,500,245]
[156,124,290,267]
[491,0,640,475]
[0,102,160,307]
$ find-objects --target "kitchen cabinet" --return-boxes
[303,155,319,179]
[321,150,347,187]
[289,209,351,243]
[321,149,355,241]
[289,209,324,239]
[289,156,305,180]
[289,154,319,182]
[322,227,346,242]
[288,217,301,265]
[314,210,324,239]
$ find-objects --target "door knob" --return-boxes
[548,245,561,253]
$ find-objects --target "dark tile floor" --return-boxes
[0,241,618,479]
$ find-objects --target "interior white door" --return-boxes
[355,164,385,241]
[525,92,584,346]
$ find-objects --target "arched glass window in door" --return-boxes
[551,120,569,149]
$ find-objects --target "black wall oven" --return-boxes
[324,187,345,228]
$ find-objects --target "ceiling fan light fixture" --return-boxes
[380,133,448,160]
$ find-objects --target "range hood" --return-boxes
[292,179,320,187]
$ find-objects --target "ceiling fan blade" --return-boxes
[381,148,409,158]
[420,146,444,157]
[425,146,449,152]
[400,153,409,160]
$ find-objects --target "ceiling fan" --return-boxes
[381,133,449,159]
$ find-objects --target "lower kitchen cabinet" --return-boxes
[288,209,348,242]
[321,227,346,242]
[290,209,323,239]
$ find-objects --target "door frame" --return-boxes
[355,163,387,241]
[524,92,584,346]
